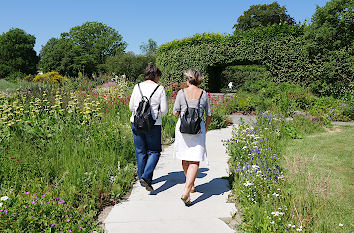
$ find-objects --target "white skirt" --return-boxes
[174,119,207,162]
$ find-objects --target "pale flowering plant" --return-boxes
[225,112,304,232]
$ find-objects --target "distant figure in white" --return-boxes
[228,82,233,90]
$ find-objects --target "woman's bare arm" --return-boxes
[205,115,212,132]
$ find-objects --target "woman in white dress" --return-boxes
[173,69,212,206]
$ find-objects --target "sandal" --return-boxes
[191,187,195,193]
[181,195,192,207]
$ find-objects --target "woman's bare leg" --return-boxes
[182,160,195,192]
[182,160,188,175]
[182,161,199,197]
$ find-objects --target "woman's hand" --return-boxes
[173,111,179,117]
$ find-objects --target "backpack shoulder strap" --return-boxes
[137,83,145,98]
[182,89,189,108]
[149,85,160,99]
[197,90,204,115]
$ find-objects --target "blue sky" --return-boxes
[0,0,328,55]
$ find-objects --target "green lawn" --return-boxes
[281,126,354,232]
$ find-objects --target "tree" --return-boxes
[0,28,38,79]
[233,2,295,31]
[39,38,77,76]
[39,21,126,77]
[305,0,353,57]
[140,39,158,55]
[105,52,155,81]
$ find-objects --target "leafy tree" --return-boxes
[140,39,158,55]
[39,21,126,77]
[39,38,77,76]
[305,0,353,57]
[105,52,155,81]
[0,28,38,79]
[233,2,295,30]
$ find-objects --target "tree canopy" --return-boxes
[233,2,295,31]
[305,0,353,57]
[105,52,155,81]
[0,28,38,79]
[39,21,126,77]
[140,39,158,55]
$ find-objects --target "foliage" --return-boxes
[280,125,354,233]
[30,72,69,84]
[156,4,352,96]
[105,52,155,82]
[233,1,295,31]
[220,65,271,90]
[39,21,126,77]
[221,80,353,121]
[0,28,38,79]
[140,39,158,55]
[225,112,325,232]
[38,38,78,77]
[304,0,353,57]
[0,82,136,232]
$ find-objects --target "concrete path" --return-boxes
[104,126,237,233]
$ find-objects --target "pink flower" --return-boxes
[66,219,70,223]
[25,192,30,195]
[41,194,46,197]
[50,223,55,227]
[68,230,72,233]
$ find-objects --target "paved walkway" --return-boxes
[104,126,237,233]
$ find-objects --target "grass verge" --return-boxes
[280,125,354,232]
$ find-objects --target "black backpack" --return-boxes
[179,89,204,134]
[133,83,160,131]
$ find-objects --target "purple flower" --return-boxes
[68,230,72,233]
[66,219,70,222]
[286,228,289,231]
[25,192,30,195]
[24,205,28,208]
[4,210,8,213]
[81,218,84,220]
[79,226,82,230]
[31,201,36,204]
[41,194,46,197]
[51,223,55,227]
[0,209,3,212]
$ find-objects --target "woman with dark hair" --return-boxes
[129,64,168,192]
[173,69,212,206]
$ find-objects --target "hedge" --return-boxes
[156,24,353,96]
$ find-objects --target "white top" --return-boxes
[129,81,168,125]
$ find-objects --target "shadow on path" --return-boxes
[151,168,209,195]
[192,178,230,205]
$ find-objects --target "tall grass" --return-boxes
[281,126,354,232]
[0,83,136,232]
